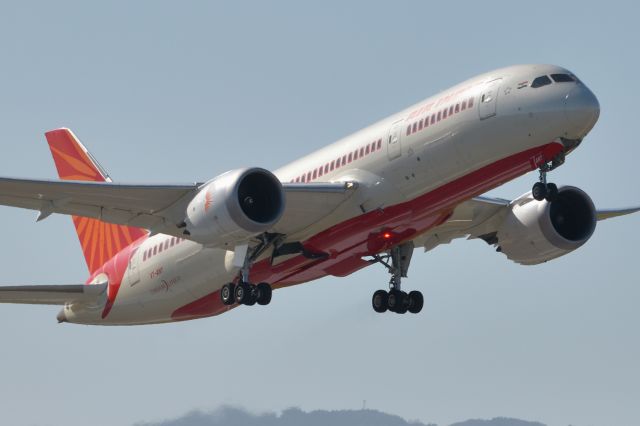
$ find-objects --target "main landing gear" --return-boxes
[531,152,565,202]
[371,242,423,315]
[221,233,278,307]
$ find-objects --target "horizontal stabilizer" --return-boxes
[0,283,107,305]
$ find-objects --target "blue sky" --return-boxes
[0,2,638,426]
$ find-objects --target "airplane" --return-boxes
[0,64,637,325]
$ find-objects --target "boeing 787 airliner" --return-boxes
[0,64,637,325]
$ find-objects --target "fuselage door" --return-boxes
[478,78,502,120]
[127,248,141,287]
[387,120,403,160]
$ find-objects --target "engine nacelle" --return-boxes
[184,168,285,246]
[496,186,596,265]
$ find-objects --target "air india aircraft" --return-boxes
[0,64,637,325]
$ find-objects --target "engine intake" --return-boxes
[496,186,596,265]
[184,168,285,246]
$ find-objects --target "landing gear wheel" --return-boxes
[234,283,252,305]
[395,291,409,314]
[387,289,401,312]
[545,183,558,202]
[245,288,257,306]
[372,290,388,313]
[221,283,236,305]
[408,290,424,314]
[532,182,547,201]
[256,282,272,306]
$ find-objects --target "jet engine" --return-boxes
[495,186,596,265]
[184,168,285,246]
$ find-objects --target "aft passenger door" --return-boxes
[478,78,502,120]
[387,120,403,160]
[127,248,141,287]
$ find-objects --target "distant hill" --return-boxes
[450,418,546,426]
[135,406,547,426]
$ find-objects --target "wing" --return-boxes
[274,182,358,235]
[414,195,640,252]
[0,283,107,305]
[0,176,358,238]
[0,176,200,233]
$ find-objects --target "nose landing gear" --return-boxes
[532,152,565,202]
[371,242,423,315]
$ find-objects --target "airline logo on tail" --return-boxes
[45,128,147,273]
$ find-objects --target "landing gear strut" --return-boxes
[371,242,423,314]
[221,233,278,307]
[532,152,564,202]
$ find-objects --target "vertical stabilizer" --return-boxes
[45,128,147,273]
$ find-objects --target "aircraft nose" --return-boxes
[564,84,600,139]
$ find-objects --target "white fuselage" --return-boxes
[62,64,599,325]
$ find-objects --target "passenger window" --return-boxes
[377,139,382,149]
[468,97,474,108]
[360,147,365,157]
[312,170,317,179]
[437,111,441,121]
[371,142,376,152]
[365,145,370,155]
[431,114,436,124]
[342,156,347,166]
[348,153,353,162]
[170,238,175,247]
[307,172,312,181]
[531,75,552,88]
[551,73,575,83]
[158,244,163,253]
[406,125,411,136]
[461,100,467,110]
[354,150,359,160]
[455,104,460,113]
[153,246,157,255]
[318,167,324,176]
[412,123,417,133]
[164,240,169,250]
[418,119,423,130]
[443,109,448,119]
[330,160,335,171]
[449,106,454,115]
[325,164,329,174]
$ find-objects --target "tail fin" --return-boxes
[45,128,147,273]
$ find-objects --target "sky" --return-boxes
[0,1,638,426]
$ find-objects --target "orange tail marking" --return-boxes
[46,128,147,273]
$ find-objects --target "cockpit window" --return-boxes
[550,73,575,83]
[531,75,552,88]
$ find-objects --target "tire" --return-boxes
[387,290,401,312]
[395,291,409,314]
[372,290,388,313]
[532,182,547,201]
[545,183,558,202]
[221,283,235,305]
[256,282,272,305]
[408,290,424,314]
[234,283,250,305]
